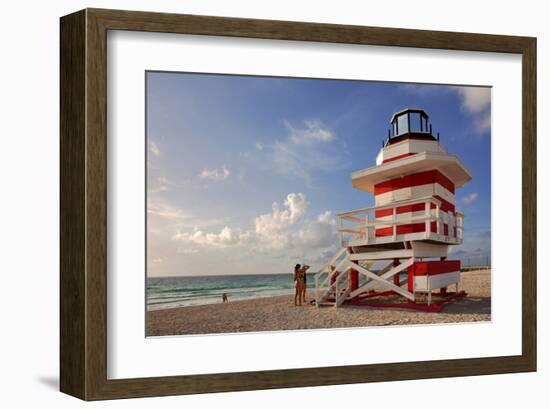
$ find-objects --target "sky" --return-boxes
[146,72,491,277]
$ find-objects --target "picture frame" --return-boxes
[60,8,536,400]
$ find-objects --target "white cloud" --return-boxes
[152,192,342,275]
[255,143,263,151]
[149,141,161,157]
[404,84,490,115]
[453,87,491,135]
[405,85,491,135]
[269,120,346,183]
[461,192,479,205]
[147,197,227,237]
[254,193,308,248]
[148,175,192,193]
[173,226,252,247]
[296,211,337,249]
[272,141,310,181]
[286,119,335,144]
[456,87,491,114]
[473,111,491,133]
[285,192,308,222]
[199,166,230,181]
[178,248,199,254]
[170,192,337,257]
[147,197,191,221]
[149,175,169,193]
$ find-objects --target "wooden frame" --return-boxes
[60,8,537,400]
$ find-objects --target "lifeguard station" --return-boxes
[314,109,472,312]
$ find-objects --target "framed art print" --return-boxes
[60,8,536,400]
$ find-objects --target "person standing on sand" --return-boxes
[293,264,305,306]
[300,264,310,304]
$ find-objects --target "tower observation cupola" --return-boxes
[386,108,437,146]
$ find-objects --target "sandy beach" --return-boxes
[147,269,491,336]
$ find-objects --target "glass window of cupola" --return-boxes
[397,113,408,135]
[409,112,422,132]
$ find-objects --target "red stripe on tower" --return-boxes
[374,170,455,195]
[375,221,438,237]
[382,152,417,163]
[374,197,455,218]
[409,260,461,276]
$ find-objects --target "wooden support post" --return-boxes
[392,206,397,241]
[349,261,359,293]
[407,261,415,295]
[439,255,447,295]
[424,200,430,238]
[365,213,370,243]
[393,258,400,286]
[436,204,440,236]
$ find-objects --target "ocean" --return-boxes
[147,273,316,311]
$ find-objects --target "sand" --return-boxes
[146,269,491,336]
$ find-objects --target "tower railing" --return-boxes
[337,196,463,247]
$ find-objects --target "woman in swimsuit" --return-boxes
[294,264,305,306]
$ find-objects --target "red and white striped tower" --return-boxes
[315,108,472,311]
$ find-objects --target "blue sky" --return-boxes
[146,72,491,277]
